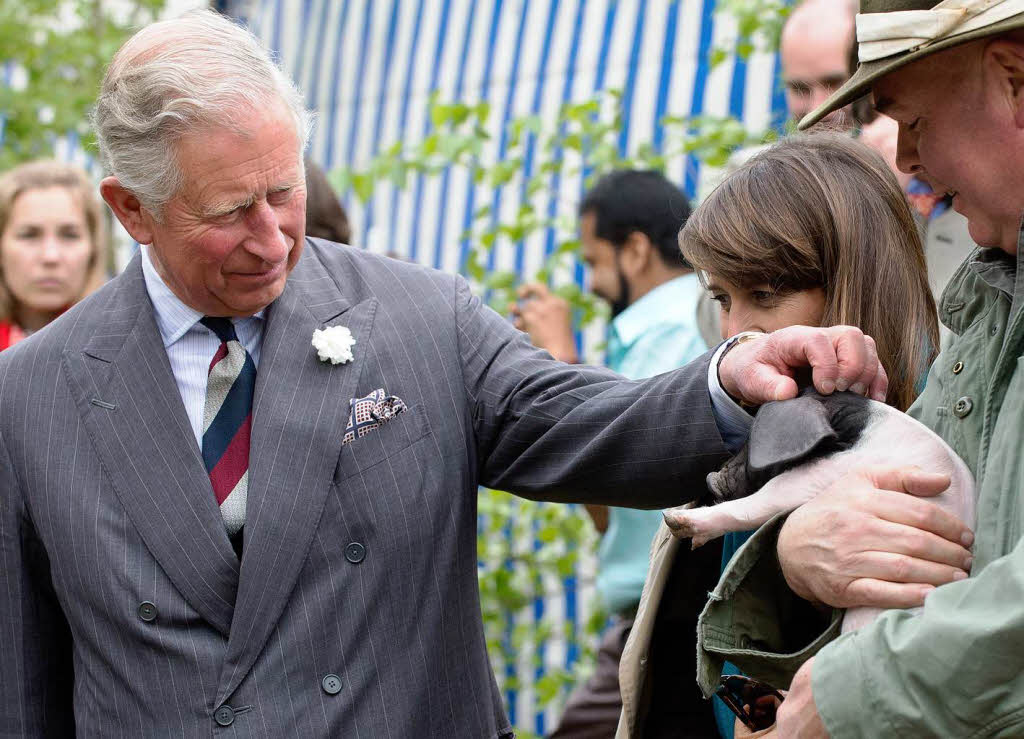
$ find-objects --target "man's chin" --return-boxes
[219,281,288,317]
[962,214,1017,255]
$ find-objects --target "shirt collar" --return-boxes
[609,273,699,348]
[966,214,1024,298]
[969,247,1016,297]
[139,245,264,348]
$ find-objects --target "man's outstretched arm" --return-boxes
[456,277,887,506]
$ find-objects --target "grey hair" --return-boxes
[92,9,312,216]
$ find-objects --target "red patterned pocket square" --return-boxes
[342,389,408,445]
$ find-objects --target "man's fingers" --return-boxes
[741,364,799,403]
[828,326,870,392]
[847,334,881,397]
[868,361,889,402]
[850,550,969,587]
[857,505,973,570]
[855,473,973,546]
[867,466,951,496]
[770,328,840,394]
[842,578,934,610]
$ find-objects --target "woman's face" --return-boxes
[707,273,826,340]
[1,186,94,321]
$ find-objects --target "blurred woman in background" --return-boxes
[0,160,107,350]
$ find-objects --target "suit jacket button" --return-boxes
[137,601,157,622]
[345,542,366,564]
[322,674,343,695]
[214,705,234,726]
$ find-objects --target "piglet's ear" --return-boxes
[748,396,837,479]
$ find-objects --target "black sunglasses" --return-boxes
[715,674,784,731]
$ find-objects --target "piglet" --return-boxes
[663,388,976,632]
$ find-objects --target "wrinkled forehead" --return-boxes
[171,110,306,211]
[871,42,983,118]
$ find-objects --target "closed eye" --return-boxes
[268,187,293,205]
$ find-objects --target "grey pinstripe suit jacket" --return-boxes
[0,239,729,738]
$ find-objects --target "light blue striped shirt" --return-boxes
[139,246,265,449]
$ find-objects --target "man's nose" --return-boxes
[245,201,290,262]
[895,125,923,175]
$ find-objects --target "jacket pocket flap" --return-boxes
[334,405,430,481]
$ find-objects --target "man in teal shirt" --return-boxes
[514,169,711,737]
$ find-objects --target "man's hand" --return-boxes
[718,325,887,406]
[509,283,578,363]
[775,659,829,738]
[778,466,974,609]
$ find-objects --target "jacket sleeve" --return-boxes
[0,412,75,736]
[813,537,1024,737]
[453,276,730,507]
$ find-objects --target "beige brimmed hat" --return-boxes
[799,0,1024,129]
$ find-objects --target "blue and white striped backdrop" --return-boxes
[218,0,786,733]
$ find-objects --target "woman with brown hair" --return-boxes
[685,132,938,411]
[615,133,939,739]
[0,160,108,350]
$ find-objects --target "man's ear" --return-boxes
[619,231,653,278]
[985,40,1024,128]
[100,177,155,245]
[747,395,836,482]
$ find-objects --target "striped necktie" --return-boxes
[200,317,256,556]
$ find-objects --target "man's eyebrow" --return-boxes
[819,73,848,87]
[202,194,255,218]
[202,184,297,218]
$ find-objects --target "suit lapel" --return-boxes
[62,256,239,637]
[217,248,376,703]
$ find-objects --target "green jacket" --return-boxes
[697,243,1024,737]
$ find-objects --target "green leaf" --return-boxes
[422,133,440,155]
[484,270,517,290]
[349,172,374,202]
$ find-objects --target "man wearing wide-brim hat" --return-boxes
[695,1,1024,736]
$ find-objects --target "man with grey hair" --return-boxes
[0,9,885,737]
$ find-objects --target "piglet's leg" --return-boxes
[664,499,777,549]
[664,467,825,548]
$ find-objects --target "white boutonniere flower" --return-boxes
[312,325,356,365]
